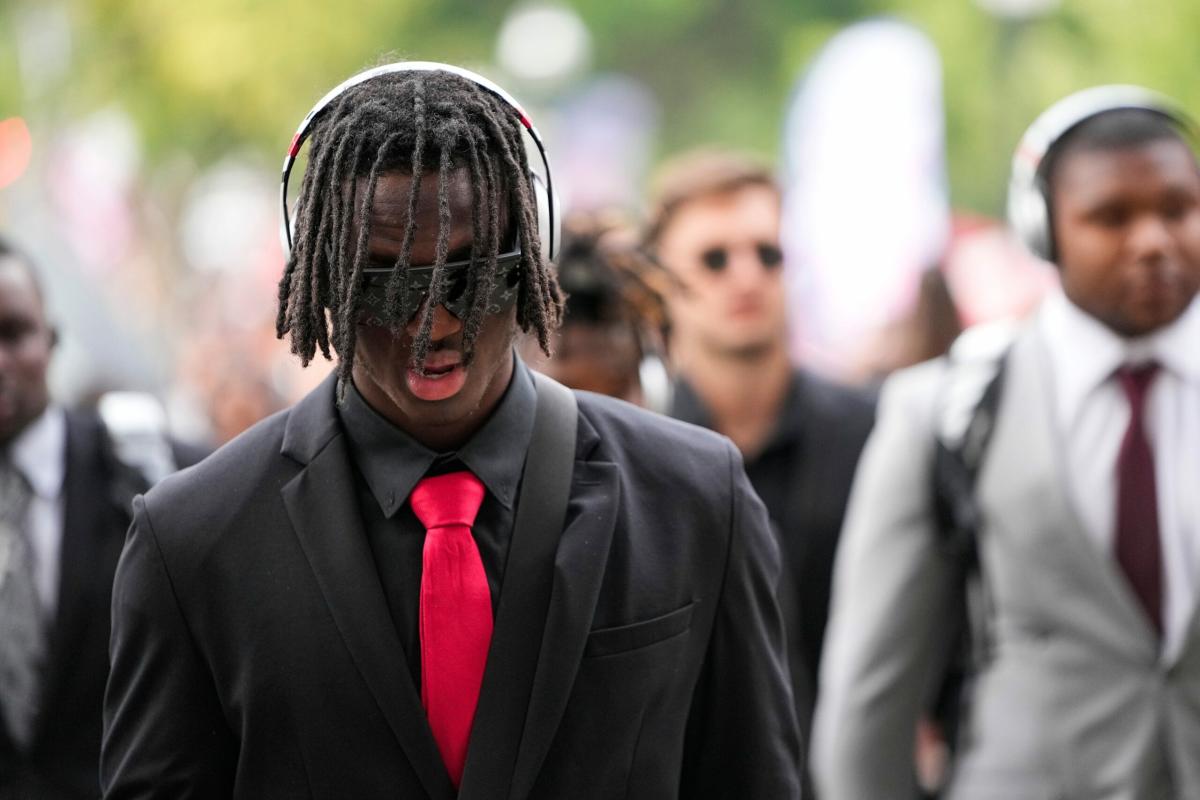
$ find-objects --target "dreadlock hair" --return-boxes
[276,69,564,394]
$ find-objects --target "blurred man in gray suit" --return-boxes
[814,86,1200,799]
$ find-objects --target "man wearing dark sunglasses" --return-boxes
[646,149,875,780]
[102,65,800,799]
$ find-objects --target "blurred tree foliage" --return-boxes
[2,0,1199,215]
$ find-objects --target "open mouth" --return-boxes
[420,362,458,377]
[406,357,467,401]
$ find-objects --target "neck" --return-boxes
[676,338,792,457]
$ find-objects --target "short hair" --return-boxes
[0,234,45,303]
[1042,107,1193,195]
[276,68,564,389]
[643,149,779,250]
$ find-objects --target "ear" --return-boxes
[47,325,60,350]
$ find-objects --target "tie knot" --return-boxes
[410,471,485,530]
[1116,361,1160,409]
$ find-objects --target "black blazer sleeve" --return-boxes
[680,443,802,799]
[101,496,235,798]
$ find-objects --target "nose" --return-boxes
[1128,212,1173,263]
[727,244,767,288]
[404,300,463,341]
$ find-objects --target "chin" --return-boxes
[1119,295,1193,335]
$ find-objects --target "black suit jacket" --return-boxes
[102,373,801,799]
[671,370,875,739]
[1,410,208,800]
[0,414,134,797]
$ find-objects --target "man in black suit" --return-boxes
[0,238,199,799]
[101,62,800,799]
[646,150,875,752]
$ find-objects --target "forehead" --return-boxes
[1052,138,1200,205]
[662,185,780,245]
[349,167,511,263]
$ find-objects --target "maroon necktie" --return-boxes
[1114,362,1163,635]
[409,471,491,788]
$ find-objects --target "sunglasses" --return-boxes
[356,246,523,326]
[699,242,784,273]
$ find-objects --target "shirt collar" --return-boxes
[6,406,66,500]
[338,356,537,518]
[1039,288,1200,425]
[669,371,805,459]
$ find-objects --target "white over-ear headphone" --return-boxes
[1007,84,1195,263]
[278,61,560,264]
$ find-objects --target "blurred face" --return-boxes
[1052,138,1200,337]
[0,259,53,445]
[349,168,517,450]
[655,185,786,360]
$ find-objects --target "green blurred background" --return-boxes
[3,0,1196,213]
[0,0,1196,441]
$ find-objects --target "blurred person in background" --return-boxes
[102,62,800,799]
[814,87,1200,799]
[0,236,202,799]
[644,149,875,772]
[521,212,672,410]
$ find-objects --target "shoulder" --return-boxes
[577,390,737,459]
[137,408,295,548]
[575,390,742,488]
[62,407,107,464]
[874,357,947,426]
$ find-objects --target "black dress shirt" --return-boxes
[670,369,874,728]
[337,360,537,691]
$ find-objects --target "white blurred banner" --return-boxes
[781,19,950,377]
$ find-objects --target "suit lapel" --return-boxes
[280,376,454,800]
[985,332,1158,650]
[507,460,619,799]
[458,408,620,800]
[35,411,116,744]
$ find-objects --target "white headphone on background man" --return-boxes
[1007,84,1196,262]
[278,61,561,265]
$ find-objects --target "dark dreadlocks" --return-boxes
[275,69,564,392]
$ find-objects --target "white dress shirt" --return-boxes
[8,406,67,616]
[1039,289,1200,661]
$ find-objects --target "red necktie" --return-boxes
[1114,362,1163,635]
[410,471,491,788]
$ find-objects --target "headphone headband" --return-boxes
[1007,84,1196,261]
[279,61,558,261]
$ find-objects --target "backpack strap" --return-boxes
[932,322,1015,570]
[928,323,1014,765]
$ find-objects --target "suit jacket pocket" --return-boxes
[584,601,696,658]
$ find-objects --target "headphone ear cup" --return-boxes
[1007,174,1053,262]
[530,170,559,262]
[637,352,673,415]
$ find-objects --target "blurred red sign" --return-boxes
[0,117,33,189]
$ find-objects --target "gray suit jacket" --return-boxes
[813,325,1200,800]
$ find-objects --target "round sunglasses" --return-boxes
[698,242,784,273]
